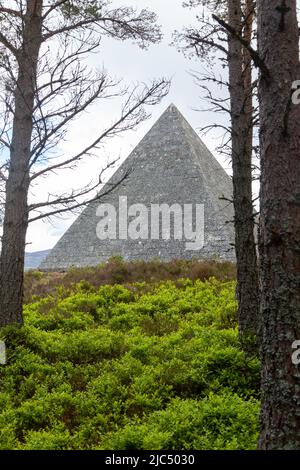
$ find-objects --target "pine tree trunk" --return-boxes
[258,0,300,449]
[0,1,43,327]
[227,0,259,338]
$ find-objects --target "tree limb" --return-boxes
[28,167,131,223]
[212,14,271,82]
[30,79,169,181]
[0,7,21,17]
[0,31,18,57]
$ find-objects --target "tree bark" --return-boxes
[257,0,300,449]
[227,0,259,338]
[0,0,43,326]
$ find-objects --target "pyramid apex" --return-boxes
[166,102,179,112]
[156,102,185,123]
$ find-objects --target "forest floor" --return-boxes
[0,259,259,450]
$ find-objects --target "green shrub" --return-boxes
[100,393,259,450]
[21,424,72,450]
[0,275,259,450]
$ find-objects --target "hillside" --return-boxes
[0,260,260,450]
[25,250,51,271]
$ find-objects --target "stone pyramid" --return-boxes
[41,104,235,270]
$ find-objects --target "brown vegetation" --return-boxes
[24,257,236,304]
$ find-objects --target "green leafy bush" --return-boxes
[0,276,259,450]
[100,393,259,450]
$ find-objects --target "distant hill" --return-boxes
[25,250,51,270]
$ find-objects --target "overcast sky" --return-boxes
[26,0,232,252]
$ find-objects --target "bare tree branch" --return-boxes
[212,13,271,81]
[28,164,131,223]
[0,7,21,17]
[0,31,18,56]
[30,79,169,183]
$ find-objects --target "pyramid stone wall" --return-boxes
[40,104,235,270]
